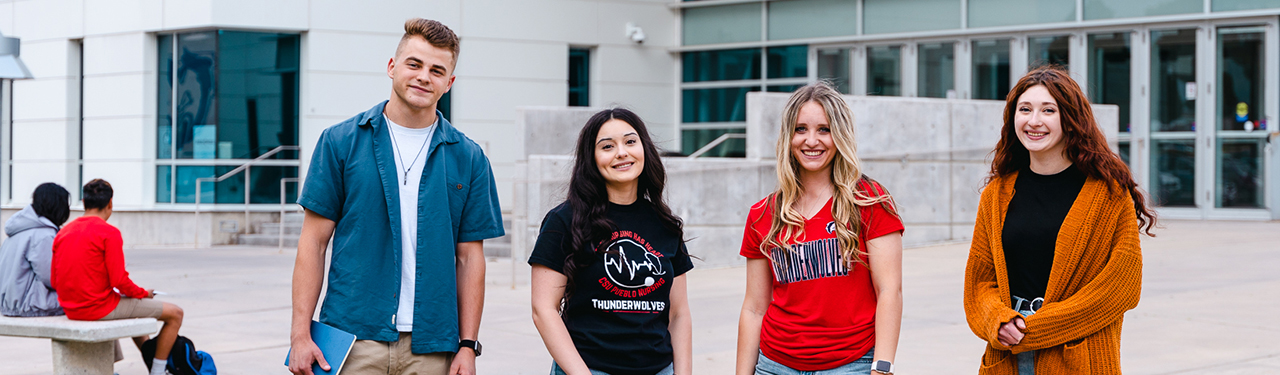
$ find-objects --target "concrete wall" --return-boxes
[511,155,775,269]
[512,95,1118,268]
[0,208,285,248]
[747,92,1119,250]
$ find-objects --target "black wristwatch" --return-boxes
[459,339,482,356]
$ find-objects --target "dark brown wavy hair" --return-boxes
[989,65,1157,236]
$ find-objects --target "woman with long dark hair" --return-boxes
[529,108,693,375]
[1,182,71,317]
[736,82,904,375]
[963,65,1155,375]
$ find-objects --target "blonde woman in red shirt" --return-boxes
[736,82,904,375]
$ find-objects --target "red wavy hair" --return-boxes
[989,65,1157,235]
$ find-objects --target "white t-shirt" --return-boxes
[385,114,436,332]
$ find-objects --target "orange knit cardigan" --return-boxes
[963,171,1143,374]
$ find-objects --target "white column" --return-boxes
[1131,28,1152,201]
[10,40,79,207]
[956,39,972,99]
[902,43,918,97]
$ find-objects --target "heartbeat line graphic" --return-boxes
[605,243,663,281]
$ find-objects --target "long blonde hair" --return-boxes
[760,82,898,269]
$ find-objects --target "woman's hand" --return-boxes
[997,316,1026,347]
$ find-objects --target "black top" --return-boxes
[1002,165,1087,300]
[528,200,694,375]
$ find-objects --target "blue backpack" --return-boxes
[141,335,217,375]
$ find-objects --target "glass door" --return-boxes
[1150,28,1198,207]
[1214,26,1268,209]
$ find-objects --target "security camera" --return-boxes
[626,22,645,44]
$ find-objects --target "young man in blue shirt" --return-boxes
[288,18,504,375]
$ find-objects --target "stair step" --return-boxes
[237,233,298,247]
[256,222,303,235]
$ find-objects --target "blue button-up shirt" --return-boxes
[298,101,505,354]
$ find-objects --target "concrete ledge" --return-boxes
[0,315,157,342]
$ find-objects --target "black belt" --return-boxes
[1012,296,1043,313]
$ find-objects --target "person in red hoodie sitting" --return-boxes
[52,179,184,375]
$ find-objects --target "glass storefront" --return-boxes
[1150,28,1197,207]
[156,30,300,204]
[1215,27,1267,208]
[677,1,1279,216]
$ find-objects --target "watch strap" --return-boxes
[459,339,481,357]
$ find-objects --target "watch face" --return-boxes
[874,361,892,372]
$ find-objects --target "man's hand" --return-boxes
[287,336,330,375]
[449,347,477,375]
[997,316,1027,347]
[144,289,155,299]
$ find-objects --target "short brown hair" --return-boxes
[398,18,460,67]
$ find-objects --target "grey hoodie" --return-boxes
[0,205,63,316]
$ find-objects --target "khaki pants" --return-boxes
[99,298,165,363]
[344,332,453,375]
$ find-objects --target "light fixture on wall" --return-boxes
[625,22,645,44]
[0,32,33,79]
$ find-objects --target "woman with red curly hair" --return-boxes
[963,65,1157,375]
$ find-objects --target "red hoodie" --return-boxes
[51,216,148,320]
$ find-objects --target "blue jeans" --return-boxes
[550,362,674,375]
[754,349,874,375]
[1012,295,1043,375]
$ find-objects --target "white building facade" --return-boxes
[1,0,1278,247]
[0,0,680,246]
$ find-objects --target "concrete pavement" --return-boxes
[1,219,1276,374]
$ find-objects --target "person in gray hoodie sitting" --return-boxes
[0,183,71,317]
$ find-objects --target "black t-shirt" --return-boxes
[528,200,694,375]
[1002,165,1087,301]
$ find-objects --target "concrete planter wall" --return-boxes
[512,95,1118,268]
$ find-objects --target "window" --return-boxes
[1087,31,1132,168]
[682,3,762,46]
[768,0,857,41]
[1087,32,1131,134]
[569,48,589,107]
[767,45,807,79]
[867,46,902,96]
[1029,35,1070,69]
[1085,0,1201,20]
[1213,0,1280,11]
[864,0,962,34]
[681,46,807,157]
[817,48,852,94]
[968,0,1075,28]
[918,42,955,98]
[1150,28,1197,207]
[156,30,301,204]
[972,39,1011,100]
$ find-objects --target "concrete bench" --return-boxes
[0,314,157,374]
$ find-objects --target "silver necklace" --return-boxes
[386,122,431,186]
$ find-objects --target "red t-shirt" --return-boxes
[739,179,904,371]
[51,216,148,320]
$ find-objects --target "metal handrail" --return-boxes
[193,145,301,248]
[687,133,746,158]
